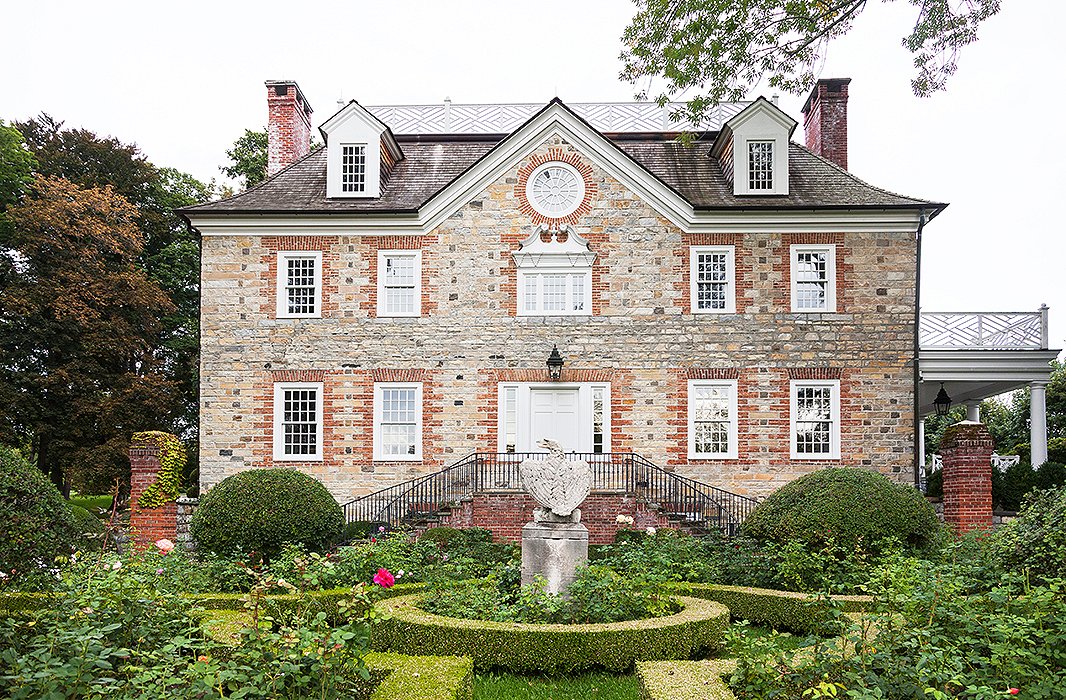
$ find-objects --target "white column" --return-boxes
[918,418,926,477]
[1031,382,1048,466]
[965,401,981,423]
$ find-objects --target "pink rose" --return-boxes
[155,539,175,555]
[1009,690,1020,696]
[373,568,395,588]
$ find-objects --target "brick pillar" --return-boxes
[939,421,994,534]
[128,434,180,550]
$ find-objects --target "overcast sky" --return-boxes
[3,1,1062,354]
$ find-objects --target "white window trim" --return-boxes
[496,382,611,454]
[373,382,423,462]
[525,161,586,218]
[689,245,736,314]
[789,379,841,460]
[687,379,739,460]
[376,250,422,318]
[276,251,322,319]
[790,244,837,313]
[517,268,593,317]
[272,382,324,462]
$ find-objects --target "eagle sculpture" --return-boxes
[519,438,592,518]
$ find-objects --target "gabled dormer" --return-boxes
[319,100,403,199]
[711,97,797,196]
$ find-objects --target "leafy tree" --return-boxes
[222,128,268,190]
[620,0,1002,127]
[0,122,36,211]
[0,176,178,494]
[13,115,215,485]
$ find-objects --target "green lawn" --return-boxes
[68,494,113,515]
[474,672,639,700]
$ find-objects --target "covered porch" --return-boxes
[919,306,1059,466]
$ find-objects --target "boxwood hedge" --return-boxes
[362,652,473,700]
[636,659,737,700]
[741,467,941,553]
[370,593,729,673]
[674,583,871,635]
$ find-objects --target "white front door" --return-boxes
[529,388,582,453]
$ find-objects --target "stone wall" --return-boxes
[199,134,917,503]
[175,496,198,550]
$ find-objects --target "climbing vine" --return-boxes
[134,431,186,508]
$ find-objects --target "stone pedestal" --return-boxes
[521,521,589,595]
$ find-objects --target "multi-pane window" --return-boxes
[791,380,840,459]
[748,141,774,190]
[519,271,591,316]
[276,252,321,318]
[791,245,836,312]
[690,246,735,313]
[341,144,367,193]
[377,251,421,317]
[592,386,606,454]
[688,380,738,459]
[374,383,422,460]
[272,383,323,461]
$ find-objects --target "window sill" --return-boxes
[272,455,324,463]
[373,456,423,463]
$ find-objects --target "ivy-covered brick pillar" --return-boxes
[939,421,994,534]
[128,431,186,550]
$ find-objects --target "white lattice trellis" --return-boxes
[919,309,1048,349]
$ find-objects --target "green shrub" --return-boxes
[675,583,871,636]
[419,526,493,547]
[190,468,344,560]
[67,504,107,552]
[993,485,1066,584]
[742,468,940,553]
[362,652,473,700]
[1035,460,1066,490]
[372,593,729,673]
[0,446,78,588]
[637,659,736,700]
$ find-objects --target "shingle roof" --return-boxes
[184,134,941,216]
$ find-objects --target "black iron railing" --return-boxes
[340,452,759,536]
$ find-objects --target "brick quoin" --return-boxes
[802,78,850,170]
[128,441,178,550]
[939,422,994,534]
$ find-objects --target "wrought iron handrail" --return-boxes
[341,452,759,537]
[920,307,1049,350]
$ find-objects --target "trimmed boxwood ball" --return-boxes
[742,467,940,552]
[0,446,78,585]
[191,468,344,560]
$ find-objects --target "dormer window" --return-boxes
[748,141,774,191]
[341,144,367,193]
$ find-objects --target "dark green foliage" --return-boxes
[1036,460,1066,489]
[190,468,344,560]
[742,468,940,553]
[993,485,1066,585]
[0,446,77,586]
[372,593,728,673]
[0,121,36,212]
[222,129,268,190]
[67,504,106,552]
[419,526,494,548]
[421,565,678,624]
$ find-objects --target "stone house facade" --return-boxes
[182,79,945,505]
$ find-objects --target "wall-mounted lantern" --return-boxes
[934,383,952,417]
[546,345,564,382]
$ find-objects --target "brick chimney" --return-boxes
[801,78,851,170]
[265,80,313,176]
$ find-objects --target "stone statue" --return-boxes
[520,438,592,520]
[519,438,591,595]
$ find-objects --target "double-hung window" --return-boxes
[276,251,322,318]
[374,383,422,461]
[790,244,836,312]
[519,270,591,315]
[341,144,367,193]
[690,246,735,313]
[688,380,738,459]
[273,382,324,461]
[377,251,421,317]
[790,380,841,460]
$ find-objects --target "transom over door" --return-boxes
[529,388,582,453]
